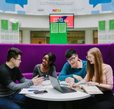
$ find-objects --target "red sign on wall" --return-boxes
[49,14,74,28]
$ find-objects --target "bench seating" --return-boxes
[0,43,114,91]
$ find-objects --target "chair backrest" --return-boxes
[0,43,112,73]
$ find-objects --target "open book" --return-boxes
[80,84,103,94]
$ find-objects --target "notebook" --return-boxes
[80,84,103,94]
[49,76,76,93]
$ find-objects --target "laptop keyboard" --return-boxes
[61,86,76,92]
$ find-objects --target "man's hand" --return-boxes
[73,75,83,81]
[32,76,44,86]
[65,77,75,88]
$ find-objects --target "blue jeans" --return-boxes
[0,94,27,109]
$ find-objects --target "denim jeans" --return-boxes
[0,93,26,109]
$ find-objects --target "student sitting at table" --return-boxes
[0,47,44,109]
[68,47,114,109]
[33,52,57,79]
[58,48,87,83]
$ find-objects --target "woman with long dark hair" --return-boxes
[33,52,56,79]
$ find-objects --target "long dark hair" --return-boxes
[43,52,56,66]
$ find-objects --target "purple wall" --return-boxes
[0,43,112,73]
[0,43,113,91]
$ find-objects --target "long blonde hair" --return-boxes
[87,47,103,83]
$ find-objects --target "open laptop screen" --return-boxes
[49,76,76,93]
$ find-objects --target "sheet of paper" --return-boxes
[19,86,39,94]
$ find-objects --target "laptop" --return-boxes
[49,76,76,93]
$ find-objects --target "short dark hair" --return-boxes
[65,48,77,59]
[7,47,22,61]
[43,52,56,66]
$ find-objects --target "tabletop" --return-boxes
[20,80,90,101]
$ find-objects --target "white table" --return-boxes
[20,80,91,109]
[21,80,90,101]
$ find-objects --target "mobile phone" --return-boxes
[33,90,48,94]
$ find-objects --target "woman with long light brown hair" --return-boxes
[85,47,113,91]
[69,47,114,109]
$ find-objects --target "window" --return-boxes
[31,31,49,44]
[68,31,85,44]
[93,30,98,44]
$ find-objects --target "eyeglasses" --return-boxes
[42,57,49,62]
[15,58,21,61]
[67,56,76,62]
[86,56,94,60]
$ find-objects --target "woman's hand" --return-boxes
[87,81,99,86]
[32,76,44,86]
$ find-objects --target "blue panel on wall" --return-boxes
[0,0,15,11]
